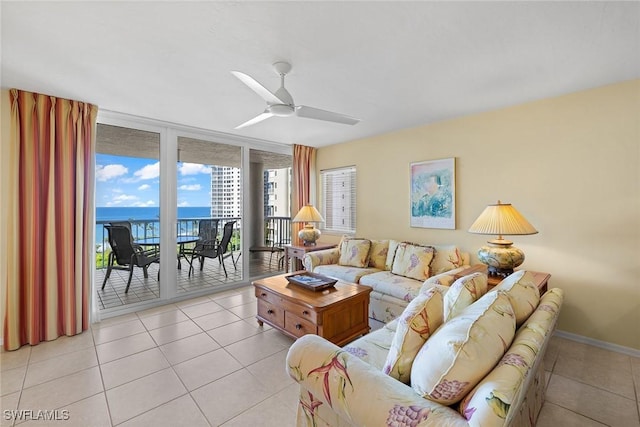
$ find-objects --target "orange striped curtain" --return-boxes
[292,144,317,245]
[3,89,97,351]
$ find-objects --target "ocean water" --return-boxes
[96,206,211,221]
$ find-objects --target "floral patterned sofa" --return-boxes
[303,238,471,323]
[287,271,564,427]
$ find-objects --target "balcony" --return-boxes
[96,216,291,312]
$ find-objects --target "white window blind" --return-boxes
[320,166,356,234]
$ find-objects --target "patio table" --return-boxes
[137,235,200,269]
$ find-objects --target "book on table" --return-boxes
[285,272,337,291]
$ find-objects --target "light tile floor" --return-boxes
[1,285,638,426]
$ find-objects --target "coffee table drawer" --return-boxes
[282,300,318,323]
[284,312,317,338]
[255,288,281,305]
[257,300,284,328]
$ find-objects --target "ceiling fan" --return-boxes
[231,61,360,129]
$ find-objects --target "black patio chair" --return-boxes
[189,220,238,277]
[180,219,219,270]
[267,225,290,269]
[101,225,160,293]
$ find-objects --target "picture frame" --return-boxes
[410,158,456,229]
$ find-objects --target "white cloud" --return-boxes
[134,162,160,180]
[138,184,150,191]
[133,200,156,207]
[179,184,201,191]
[179,163,211,176]
[177,201,190,207]
[111,194,138,205]
[96,164,128,182]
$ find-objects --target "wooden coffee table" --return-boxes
[253,272,372,346]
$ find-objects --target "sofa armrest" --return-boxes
[420,264,474,291]
[302,248,340,271]
[286,334,469,427]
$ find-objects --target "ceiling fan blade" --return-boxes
[231,71,285,105]
[234,112,274,129]
[296,105,360,125]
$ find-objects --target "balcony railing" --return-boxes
[95,216,291,270]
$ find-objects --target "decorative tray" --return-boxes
[285,272,337,291]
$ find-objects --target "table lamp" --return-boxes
[292,204,324,246]
[468,201,538,277]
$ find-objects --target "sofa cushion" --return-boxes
[385,239,401,270]
[443,272,488,321]
[411,291,516,405]
[314,264,381,284]
[459,288,564,424]
[391,242,436,281]
[431,245,465,275]
[342,319,398,369]
[490,270,540,325]
[369,291,411,323]
[382,286,445,383]
[368,239,389,269]
[360,271,424,302]
[339,238,372,267]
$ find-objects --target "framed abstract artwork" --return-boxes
[410,158,456,229]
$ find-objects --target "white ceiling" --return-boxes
[2,1,638,148]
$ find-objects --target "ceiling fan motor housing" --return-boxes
[267,104,295,117]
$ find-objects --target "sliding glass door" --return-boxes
[175,136,243,294]
[247,149,292,276]
[95,123,162,310]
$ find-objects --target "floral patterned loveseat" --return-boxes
[287,271,564,427]
[303,238,471,323]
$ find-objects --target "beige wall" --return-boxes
[316,80,640,350]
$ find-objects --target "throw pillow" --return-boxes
[391,242,436,281]
[385,239,400,270]
[382,286,445,383]
[338,238,372,268]
[443,272,489,322]
[490,270,540,326]
[431,245,464,275]
[368,239,389,269]
[410,291,516,405]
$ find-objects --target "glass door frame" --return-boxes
[96,110,292,316]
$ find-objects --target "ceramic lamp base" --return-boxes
[477,243,525,278]
[298,225,321,246]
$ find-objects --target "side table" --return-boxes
[284,243,337,272]
[487,270,551,295]
[441,265,551,295]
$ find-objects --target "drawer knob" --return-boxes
[295,324,302,330]
[302,310,309,316]
[267,309,274,314]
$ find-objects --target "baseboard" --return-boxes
[555,329,640,358]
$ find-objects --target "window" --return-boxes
[320,166,356,234]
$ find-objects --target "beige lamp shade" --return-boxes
[292,205,324,246]
[292,205,325,223]
[468,201,538,277]
[468,201,537,245]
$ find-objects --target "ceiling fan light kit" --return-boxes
[232,61,360,129]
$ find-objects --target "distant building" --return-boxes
[210,166,291,219]
[210,166,242,218]
[264,168,291,217]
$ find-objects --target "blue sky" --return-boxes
[95,154,211,207]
